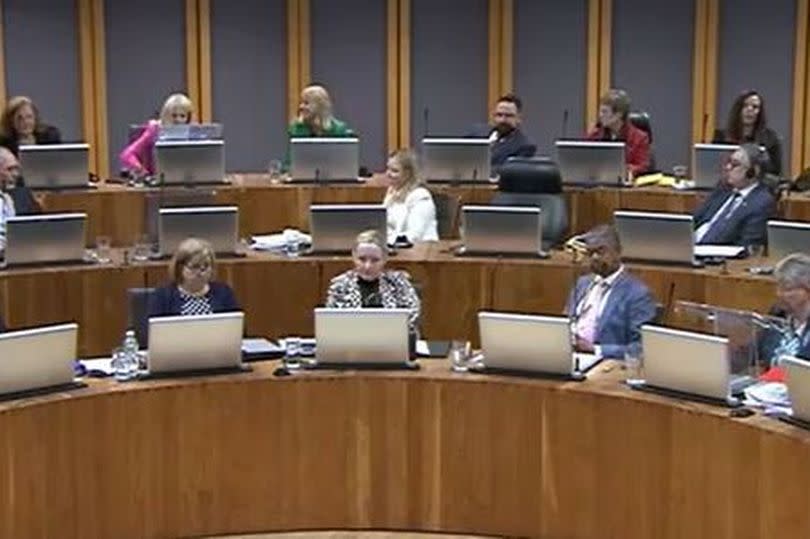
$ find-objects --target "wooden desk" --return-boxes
[1,360,809,539]
[0,244,777,357]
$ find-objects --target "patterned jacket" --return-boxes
[325,270,421,330]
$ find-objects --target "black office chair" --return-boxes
[127,287,156,349]
[628,111,657,173]
[492,157,569,248]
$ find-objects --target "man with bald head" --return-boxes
[564,224,657,359]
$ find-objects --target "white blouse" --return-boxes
[383,186,439,243]
[0,192,15,250]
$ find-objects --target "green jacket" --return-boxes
[284,118,355,170]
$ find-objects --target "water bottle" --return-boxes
[113,329,140,381]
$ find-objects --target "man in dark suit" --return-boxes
[693,143,775,248]
[758,253,810,367]
[469,93,536,172]
[0,146,40,216]
[565,225,658,359]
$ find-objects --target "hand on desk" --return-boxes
[574,336,595,353]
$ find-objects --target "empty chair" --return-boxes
[127,287,155,349]
[491,157,569,248]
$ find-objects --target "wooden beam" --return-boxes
[198,0,212,123]
[598,0,612,97]
[0,0,7,107]
[586,0,601,128]
[90,0,109,178]
[298,0,311,90]
[78,0,96,162]
[386,0,400,153]
[185,0,201,121]
[691,0,708,143]
[795,0,810,175]
[703,0,718,141]
[398,0,411,147]
[488,0,502,108]
[500,0,513,96]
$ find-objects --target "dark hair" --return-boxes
[582,224,622,253]
[599,89,631,121]
[497,93,523,112]
[725,90,768,142]
[738,142,766,180]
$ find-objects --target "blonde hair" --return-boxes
[169,237,215,283]
[297,85,334,132]
[353,230,388,258]
[159,93,193,126]
[1,96,41,138]
[384,149,424,204]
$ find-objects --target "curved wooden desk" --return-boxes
[1,361,809,539]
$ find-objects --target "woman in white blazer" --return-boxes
[383,149,438,244]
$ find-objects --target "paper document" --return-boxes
[694,245,745,258]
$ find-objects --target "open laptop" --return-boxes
[767,220,810,260]
[155,140,226,185]
[158,123,224,141]
[2,213,87,267]
[637,325,741,406]
[555,140,626,186]
[314,308,412,368]
[19,144,90,190]
[421,138,491,183]
[0,323,83,398]
[457,205,546,257]
[146,312,246,377]
[477,311,599,379]
[614,211,697,265]
[157,206,239,257]
[289,138,359,182]
[780,356,810,429]
[692,143,737,190]
[308,204,387,254]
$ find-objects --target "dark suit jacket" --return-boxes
[757,311,810,367]
[713,127,783,177]
[693,182,775,246]
[0,125,62,157]
[8,186,40,215]
[148,281,240,318]
[468,125,536,170]
[565,269,658,359]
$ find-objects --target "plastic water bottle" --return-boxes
[113,330,140,381]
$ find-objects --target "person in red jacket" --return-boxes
[587,88,650,180]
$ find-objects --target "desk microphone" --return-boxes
[702,112,709,142]
[561,109,569,139]
[423,107,430,139]
[314,168,321,183]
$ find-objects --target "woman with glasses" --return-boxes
[148,237,239,317]
[759,253,810,366]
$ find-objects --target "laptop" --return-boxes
[157,206,239,257]
[155,140,226,185]
[638,325,740,406]
[780,356,810,428]
[308,204,387,254]
[767,220,810,260]
[146,312,246,376]
[19,144,90,190]
[2,213,87,266]
[421,138,491,182]
[0,323,82,397]
[692,143,737,190]
[477,311,599,379]
[457,205,546,257]
[289,137,359,182]
[158,123,224,141]
[614,210,697,265]
[555,140,626,185]
[314,308,412,367]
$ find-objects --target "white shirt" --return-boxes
[694,182,758,243]
[574,265,625,357]
[384,186,439,244]
[0,192,15,251]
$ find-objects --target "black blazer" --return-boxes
[712,127,783,177]
[757,307,810,367]
[8,186,40,215]
[693,182,776,246]
[468,124,537,170]
[0,125,62,157]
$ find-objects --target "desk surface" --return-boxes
[1,359,808,539]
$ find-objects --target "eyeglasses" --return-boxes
[184,261,212,273]
[726,160,746,169]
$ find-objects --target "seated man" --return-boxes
[758,253,810,367]
[565,225,657,358]
[0,146,40,215]
[469,93,536,171]
[586,88,650,179]
[693,143,775,247]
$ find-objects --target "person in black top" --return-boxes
[0,96,61,157]
[469,94,536,172]
[713,90,783,177]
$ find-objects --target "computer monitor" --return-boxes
[157,206,239,257]
[314,308,411,366]
[0,323,79,396]
[614,210,696,265]
[19,144,90,190]
[147,312,244,375]
[3,212,87,266]
[158,123,224,141]
[692,143,737,190]
[289,137,359,182]
[458,205,544,256]
[767,220,810,260]
[155,140,226,185]
[421,138,491,182]
[555,140,626,185]
[308,204,387,253]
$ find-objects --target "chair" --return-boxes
[127,287,156,349]
[432,191,461,239]
[628,111,657,173]
[492,157,569,248]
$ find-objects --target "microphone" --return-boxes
[472,168,478,182]
[314,168,321,183]
[423,107,430,139]
[662,281,676,323]
[702,112,709,142]
[561,109,569,139]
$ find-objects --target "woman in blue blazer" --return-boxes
[149,237,239,317]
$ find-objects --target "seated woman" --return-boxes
[149,237,239,318]
[288,84,353,138]
[383,149,438,244]
[759,253,810,367]
[120,93,193,176]
[326,230,421,331]
[713,90,783,177]
[0,96,62,157]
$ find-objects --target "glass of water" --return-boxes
[268,159,283,184]
[95,235,112,264]
[284,336,302,371]
[450,340,472,372]
[131,234,152,263]
[624,346,645,387]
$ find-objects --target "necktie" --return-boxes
[700,192,741,244]
[575,280,609,345]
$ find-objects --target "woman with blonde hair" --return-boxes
[0,96,62,156]
[288,84,353,137]
[148,237,239,317]
[383,149,438,244]
[120,92,193,175]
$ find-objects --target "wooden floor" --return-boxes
[209,532,492,538]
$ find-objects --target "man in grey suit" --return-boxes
[565,225,658,359]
